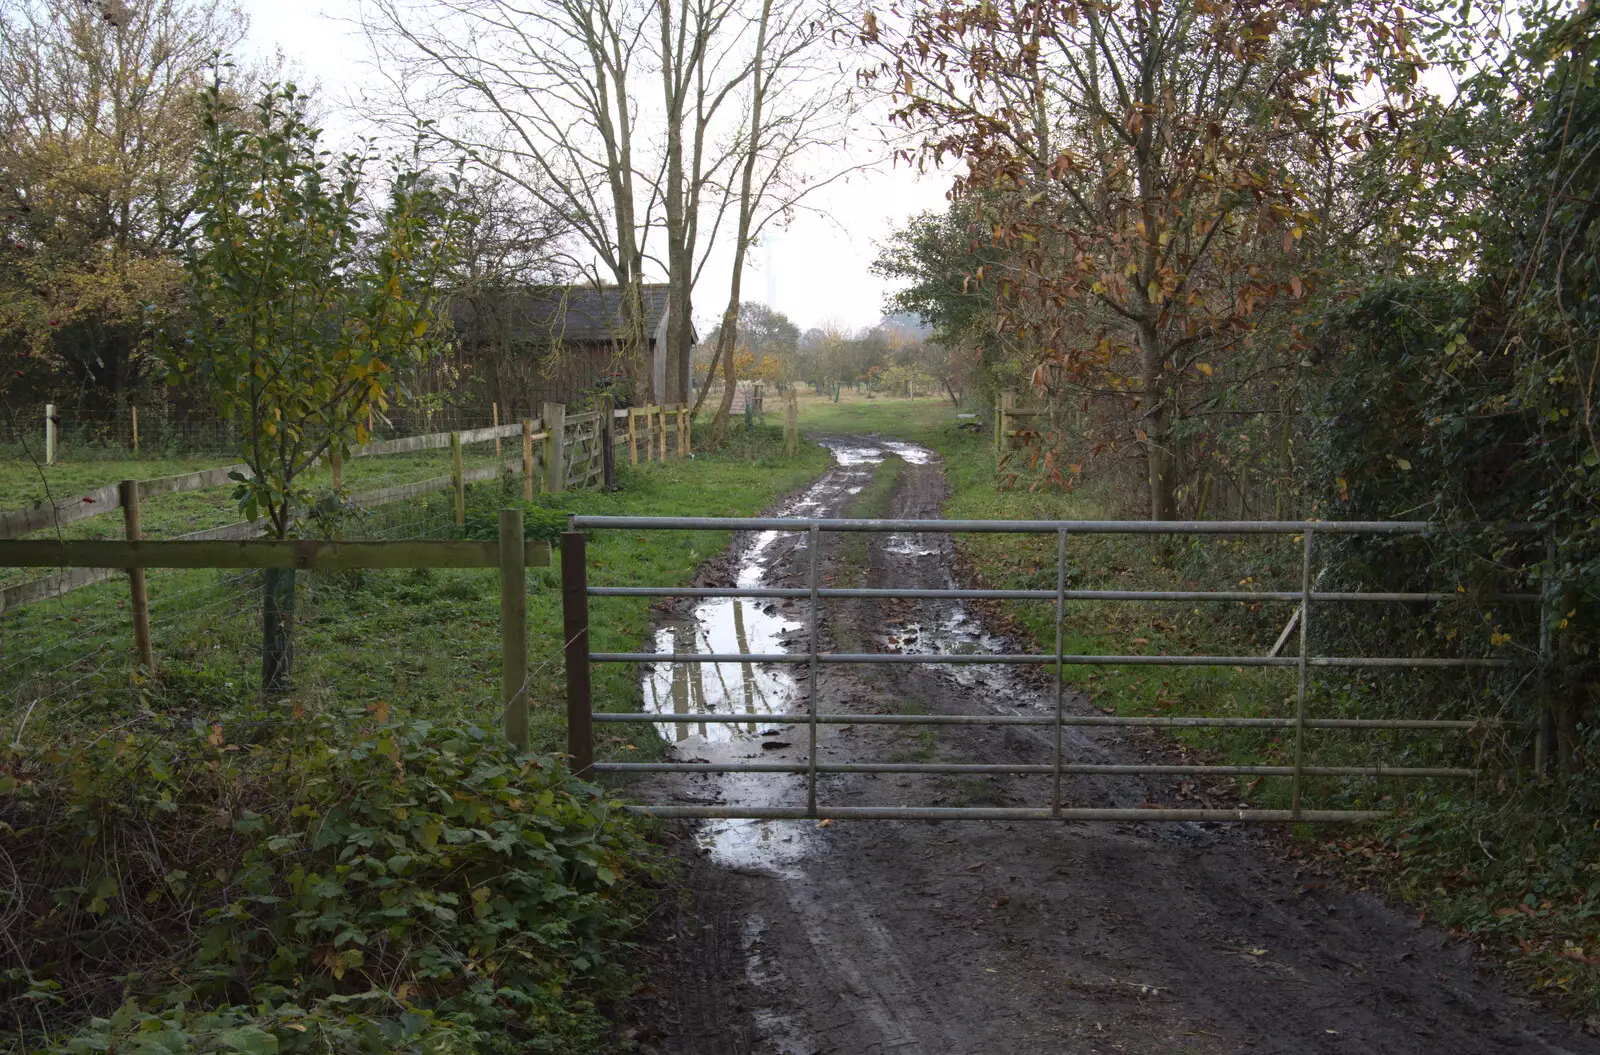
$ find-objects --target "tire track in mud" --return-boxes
[629,435,1596,1055]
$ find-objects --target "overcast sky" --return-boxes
[240,0,954,335]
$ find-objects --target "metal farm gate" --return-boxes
[557,517,1546,823]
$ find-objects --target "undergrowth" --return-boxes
[2,704,657,1053]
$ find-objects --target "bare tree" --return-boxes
[361,0,866,421]
[655,0,747,403]
[357,0,660,399]
[445,162,573,407]
[700,0,864,439]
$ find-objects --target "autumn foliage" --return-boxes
[861,0,1423,515]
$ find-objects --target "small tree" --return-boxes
[167,77,461,691]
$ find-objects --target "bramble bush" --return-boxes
[2,700,659,1053]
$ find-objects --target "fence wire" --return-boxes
[0,452,526,755]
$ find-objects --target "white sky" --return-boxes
[240,0,954,334]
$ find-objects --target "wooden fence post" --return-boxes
[131,405,139,454]
[450,431,465,526]
[601,395,617,489]
[522,419,534,501]
[658,405,667,462]
[677,406,687,456]
[493,402,501,457]
[44,403,55,466]
[542,402,566,493]
[500,507,528,752]
[784,388,799,455]
[684,407,693,453]
[120,480,154,671]
[628,407,639,465]
[561,530,593,776]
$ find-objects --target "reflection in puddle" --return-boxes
[829,444,888,466]
[883,440,933,464]
[643,599,800,743]
[885,605,1033,697]
[700,810,814,876]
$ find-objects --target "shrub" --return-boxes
[2,704,658,1053]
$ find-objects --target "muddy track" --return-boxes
[627,436,1596,1055]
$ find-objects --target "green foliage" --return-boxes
[1294,3,1600,1005]
[4,705,657,1054]
[872,204,1002,356]
[55,997,477,1054]
[165,77,463,540]
[0,0,241,407]
[1308,0,1600,758]
[461,502,571,544]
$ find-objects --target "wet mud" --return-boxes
[628,435,1597,1055]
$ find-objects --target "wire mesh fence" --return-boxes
[0,474,528,758]
[0,404,559,463]
[6,400,733,763]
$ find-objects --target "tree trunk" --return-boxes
[690,335,724,418]
[711,313,739,441]
[262,567,295,693]
[659,0,690,405]
[710,0,774,442]
[621,275,653,405]
[1138,321,1178,521]
[664,244,691,403]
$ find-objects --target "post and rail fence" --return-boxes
[0,523,550,750]
[1,400,703,616]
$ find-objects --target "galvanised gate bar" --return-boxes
[560,517,1546,823]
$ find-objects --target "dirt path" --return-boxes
[628,436,1596,1055]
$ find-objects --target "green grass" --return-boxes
[1,446,532,593]
[2,422,830,1054]
[3,424,831,766]
[1,455,221,508]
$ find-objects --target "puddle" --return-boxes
[829,444,889,466]
[882,440,933,464]
[639,436,940,874]
[884,532,938,557]
[643,600,799,742]
[885,603,1035,698]
[699,803,816,876]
